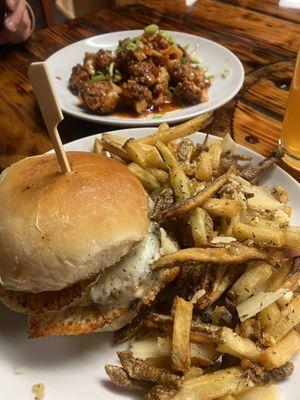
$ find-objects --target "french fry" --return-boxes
[145,385,177,400]
[102,132,127,146]
[258,303,281,329]
[199,266,240,308]
[149,313,219,336]
[214,327,261,361]
[105,365,138,388]
[160,228,179,255]
[229,261,273,303]
[117,350,181,387]
[235,386,279,400]
[141,144,166,170]
[203,198,240,218]
[183,367,204,380]
[266,262,290,291]
[208,140,222,174]
[264,295,300,342]
[93,138,104,154]
[189,208,211,246]
[171,297,193,371]
[173,367,255,400]
[138,112,213,145]
[123,139,148,167]
[157,168,233,221]
[260,329,300,370]
[152,243,267,270]
[232,222,285,247]
[157,337,219,366]
[127,163,160,192]
[158,122,169,132]
[155,141,191,201]
[195,151,213,181]
[101,133,130,161]
[149,168,169,183]
[285,226,300,248]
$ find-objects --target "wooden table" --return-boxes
[1,0,300,179]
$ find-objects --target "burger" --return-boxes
[0,152,178,338]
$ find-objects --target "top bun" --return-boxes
[0,152,149,292]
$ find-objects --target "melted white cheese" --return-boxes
[91,222,161,309]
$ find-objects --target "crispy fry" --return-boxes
[285,226,300,248]
[138,113,213,145]
[141,144,166,170]
[124,139,148,167]
[157,168,233,221]
[152,243,267,270]
[149,168,169,184]
[232,222,285,248]
[203,198,240,218]
[158,122,169,132]
[229,261,273,304]
[266,262,290,291]
[195,151,213,181]
[171,297,193,372]
[117,351,181,387]
[105,365,139,388]
[264,295,300,343]
[155,141,191,201]
[144,385,178,400]
[149,313,219,335]
[214,327,261,361]
[157,337,219,366]
[101,133,130,160]
[199,266,239,309]
[258,303,281,330]
[189,208,211,246]
[173,367,256,400]
[208,140,222,175]
[93,138,104,154]
[128,163,160,192]
[235,386,279,400]
[260,329,300,370]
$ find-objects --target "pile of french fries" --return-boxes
[94,114,300,400]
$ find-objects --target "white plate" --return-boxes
[45,30,244,126]
[1,129,299,400]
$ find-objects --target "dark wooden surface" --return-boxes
[1,0,300,179]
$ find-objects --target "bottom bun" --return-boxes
[28,267,179,338]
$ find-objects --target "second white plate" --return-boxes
[0,128,299,400]
[45,30,244,126]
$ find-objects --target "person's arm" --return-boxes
[0,0,35,45]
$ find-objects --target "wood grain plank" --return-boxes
[221,0,300,24]
[135,0,300,54]
[242,78,289,118]
[233,101,281,156]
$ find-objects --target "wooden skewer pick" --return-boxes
[28,62,71,174]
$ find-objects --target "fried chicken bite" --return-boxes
[79,81,122,114]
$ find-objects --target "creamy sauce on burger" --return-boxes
[91,222,161,309]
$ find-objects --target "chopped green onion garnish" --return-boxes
[152,114,163,119]
[189,53,202,64]
[183,44,189,52]
[181,57,187,64]
[144,24,159,34]
[207,75,215,82]
[91,73,107,82]
[159,30,175,45]
[108,62,115,77]
[221,64,230,78]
